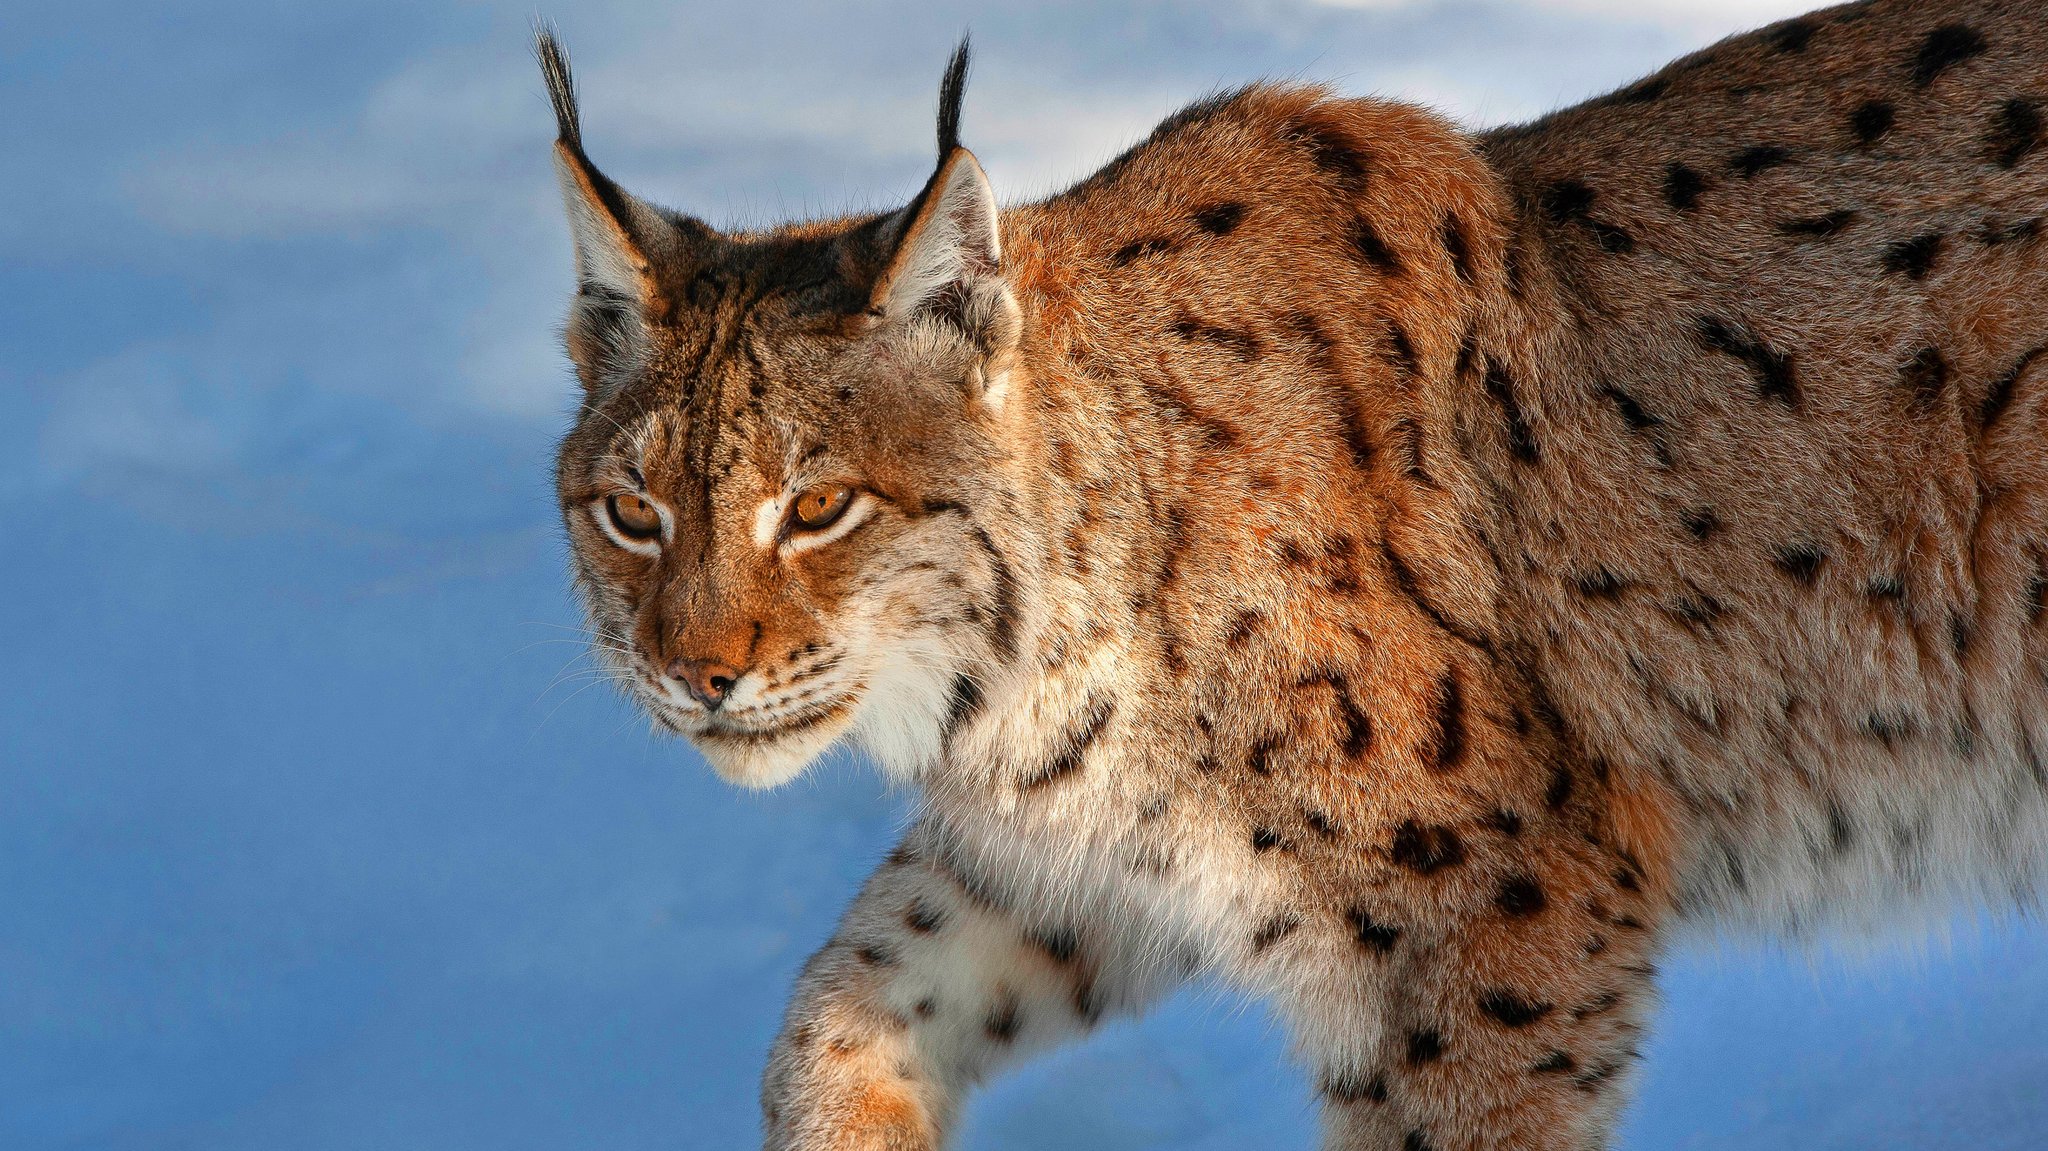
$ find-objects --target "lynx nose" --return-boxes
[667,656,743,710]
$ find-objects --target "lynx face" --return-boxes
[544,42,1020,787]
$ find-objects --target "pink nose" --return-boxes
[666,656,741,709]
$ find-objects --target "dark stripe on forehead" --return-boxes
[685,282,770,535]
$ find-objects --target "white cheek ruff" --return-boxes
[590,497,666,557]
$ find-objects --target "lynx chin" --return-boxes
[536,2,2048,1146]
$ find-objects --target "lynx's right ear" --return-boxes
[535,27,707,389]
[869,38,1022,405]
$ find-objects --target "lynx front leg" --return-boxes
[1271,829,1664,1151]
[761,820,1180,1150]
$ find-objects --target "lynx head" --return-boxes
[538,30,1026,788]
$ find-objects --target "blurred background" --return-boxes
[6,1,2047,1147]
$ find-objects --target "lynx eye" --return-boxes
[790,484,855,532]
[606,492,663,540]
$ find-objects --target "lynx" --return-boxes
[535,1,2048,1146]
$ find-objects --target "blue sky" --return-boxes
[6,2,2047,1148]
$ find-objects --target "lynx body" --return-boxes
[537,2,2048,1145]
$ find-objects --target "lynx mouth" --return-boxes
[702,695,857,743]
[685,694,861,789]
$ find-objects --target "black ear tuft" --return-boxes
[936,35,971,157]
[534,22,583,153]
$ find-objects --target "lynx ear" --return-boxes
[536,28,707,389]
[870,39,1019,380]
[872,147,1003,320]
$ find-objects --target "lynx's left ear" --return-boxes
[871,39,1022,393]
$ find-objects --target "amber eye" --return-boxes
[606,492,663,540]
[790,484,855,532]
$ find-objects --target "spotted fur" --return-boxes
[537,4,2048,1148]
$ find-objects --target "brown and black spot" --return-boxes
[1144,376,1240,451]
[1613,851,1646,892]
[1193,201,1245,235]
[1384,321,1421,380]
[1422,671,1466,773]
[1387,417,1432,486]
[1484,362,1541,463]
[1540,178,1634,252]
[1247,735,1283,776]
[1486,808,1524,837]
[1881,232,1944,280]
[1349,217,1404,275]
[963,521,1020,660]
[1981,345,2046,431]
[1601,383,1662,437]
[1980,216,2043,246]
[1730,144,1794,177]
[1171,315,1261,360]
[1570,990,1623,1022]
[1029,928,1080,966]
[1779,209,1857,239]
[1442,214,1477,283]
[1899,345,1949,411]
[903,901,946,935]
[1663,163,1707,212]
[1765,16,1817,54]
[1497,875,1548,917]
[1391,820,1465,875]
[1985,99,2044,169]
[1531,1050,1576,1075]
[1666,590,1727,632]
[1862,710,1915,749]
[1380,538,1497,653]
[1224,609,1262,649]
[1694,316,1798,407]
[1849,99,1895,147]
[1545,763,1575,811]
[1405,1132,1436,1151]
[1593,76,1666,107]
[1292,121,1370,191]
[941,673,984,746]
[1866,573,1906,603]
[1825,799,1856,854]
[1405,1028,1445,1066]
[1572,567,1629,599]
[1250,912,1302,954]
[1571,1058,1626,1093]
[1772,542,1826,585]
[935,846,1013,914]
[1348,905,1402,953]
[1071,977,1104,1026]
[983,993,1023,1044]
[1318,674,1374,759]
[1321,1068,1389,1105]
[1479,989,1554,1028]
[1251,826,1285,853]
[1111,236,1176,266]
[1680,506,1721,543]
[1910,23,1988,89]
[1018,695,1116,790]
